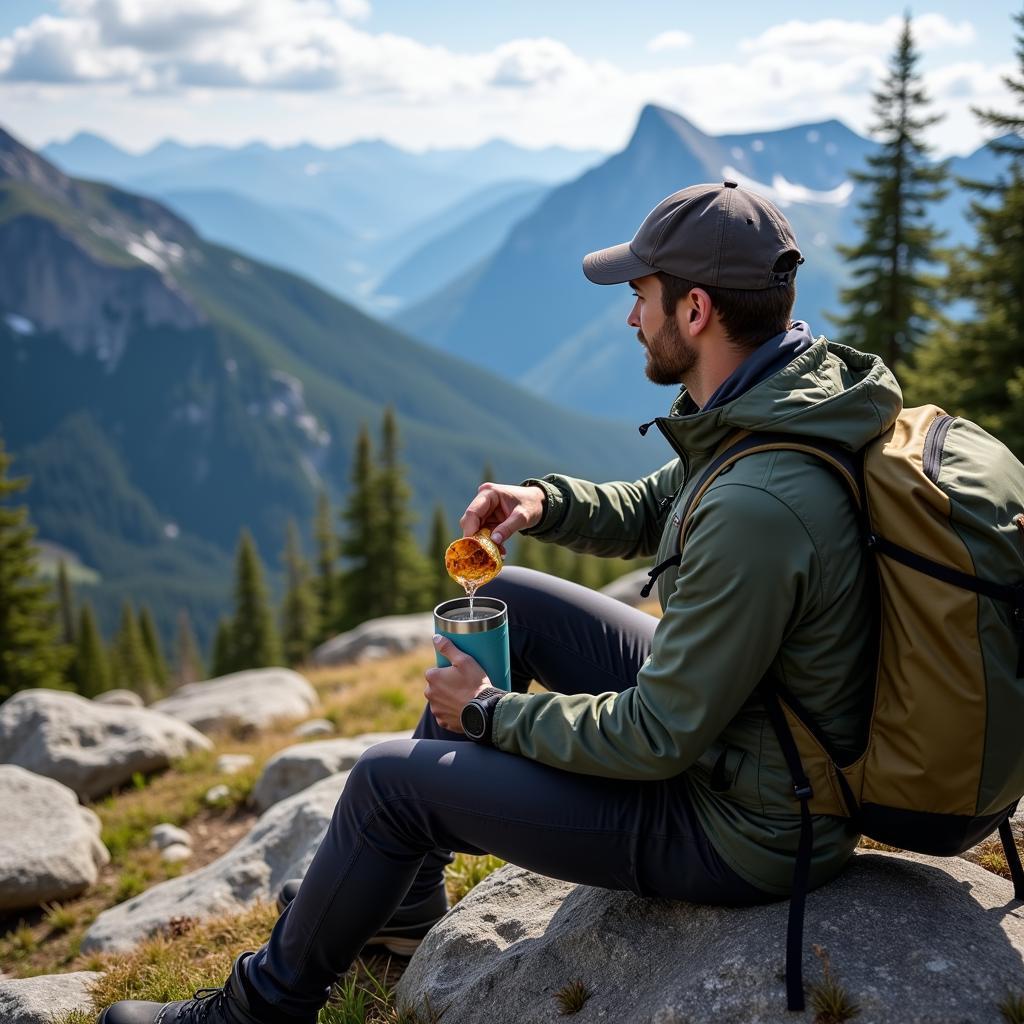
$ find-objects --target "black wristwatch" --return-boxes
[461,687,506,744]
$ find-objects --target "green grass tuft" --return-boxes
[445,853,505,906]
[808,945,860,1024]
[1001,992,1024,1024]
[553,978,591,1015]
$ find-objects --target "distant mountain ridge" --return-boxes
[396,103,1011,421]
[1,125,654,648]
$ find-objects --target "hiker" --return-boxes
[97,181,901,1023]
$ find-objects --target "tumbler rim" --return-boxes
[433,596,507,635]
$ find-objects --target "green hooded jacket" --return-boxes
[490,339,903,895]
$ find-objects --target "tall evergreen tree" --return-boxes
[480,461,496,486]
[173,609,204,688]
[73,601,111,698]
[338,423,386,630]
[375,406,429,615]
[112,601,155,700]
[210,616,234,679]
[830,14,947,369]
[427,502,459,609]
[0,439,69,699]
[229,528,282,671]
[281,519,317,666]
[902,6,1024,457]
[139,605,169,691]
[313,490,339,641]
[56,559,76,647]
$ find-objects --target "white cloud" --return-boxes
[647,30,694,54]
[0,7,1013,158]
[740,14,975,59]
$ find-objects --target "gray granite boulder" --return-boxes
[250,731,412,812]
[310,613,433,666]
[82,771,352,953]
[93,688,145,707]
[0,765,109,911]
[0,971,102,1024]
[396,850,1024,1024]
[0,689,211,800]
[599,567,656,607]
[293,718,335,738]
[150,669,317,733]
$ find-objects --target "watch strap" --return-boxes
[465,686,506,744]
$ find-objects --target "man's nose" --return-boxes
[626,300,640,328]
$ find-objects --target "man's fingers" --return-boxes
[459,490,495,537]
[490,506,527,547]
[432,634,463,664]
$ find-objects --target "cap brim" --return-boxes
[582,242,658,285]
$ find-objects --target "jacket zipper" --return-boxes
[922,414,954,484]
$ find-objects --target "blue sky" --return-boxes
[0,2,1019,156]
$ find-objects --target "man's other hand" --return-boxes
[424,635,490,732]
[460,482,546,552]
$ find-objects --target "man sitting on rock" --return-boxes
[98,181,898,1024]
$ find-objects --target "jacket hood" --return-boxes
[646,334,903,459]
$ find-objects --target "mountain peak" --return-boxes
[629,104,711,152]
[0,124,76,203]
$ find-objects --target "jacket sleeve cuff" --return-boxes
[518,476,568,537]
[489,691,533,753]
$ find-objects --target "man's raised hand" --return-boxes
[460,483,546,552]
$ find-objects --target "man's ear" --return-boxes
[682,288,713,335]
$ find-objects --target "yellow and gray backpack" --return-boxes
[647,405,1024,1011]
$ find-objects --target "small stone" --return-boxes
[216,753,254,775]
[293,719,335,738]
[93,689,144,707]
[150,824,191,851]
[160,843,193,864]
[0,970,103,1023]
[205,784,231,805]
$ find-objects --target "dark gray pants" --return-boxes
[246,567,769,1017]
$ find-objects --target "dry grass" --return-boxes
[553,979,591,1015]
[808,945,860,1024]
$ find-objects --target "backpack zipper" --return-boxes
[923,414,955,484]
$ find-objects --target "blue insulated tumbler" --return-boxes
[433,597,511,691]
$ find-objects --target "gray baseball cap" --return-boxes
[582,180,803,289]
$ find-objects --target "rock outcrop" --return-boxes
[150,669,317,733]
[250,731,412,812]
[396,851,1024,1024]
[0,766,109,911]
[0,971,102,1024]
[599,567,656,607]
[310,613,433,666]
[0,689,211,800]
[82,771,352,953]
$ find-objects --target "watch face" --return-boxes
[461,702,486,739]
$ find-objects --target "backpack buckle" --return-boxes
[793,783,813,800]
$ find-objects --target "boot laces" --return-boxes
[181,986,231,1023]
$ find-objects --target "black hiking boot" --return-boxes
[96,952,314,1024]
[275,878,449,956]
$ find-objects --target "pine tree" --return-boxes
[515,534,544,571]
[173,609,204,688]
[0,439,69,698]
[229,528,283,671]
[338,423,386,630]
[829,14,948,369]
[427,502,459,609]
[113,601,155,700]
[56,559,76,646]
[901,6,1024,456]
[139,605,169,691]
[480,461,496,486]
[73,601,111,698]
[375,407,430,616]
[210,616,234,678]
[313,490,339,641]
[281,519,317,666]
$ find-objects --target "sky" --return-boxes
[0,1,1019,157]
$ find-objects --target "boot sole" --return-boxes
[364,935,422,957]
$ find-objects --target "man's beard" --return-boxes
[637,315,697,386]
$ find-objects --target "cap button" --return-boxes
[723,179,738,188]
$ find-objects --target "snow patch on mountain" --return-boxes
[721,166,854,207]
[3,313,36,335]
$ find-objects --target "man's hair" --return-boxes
[656,253,799,351]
